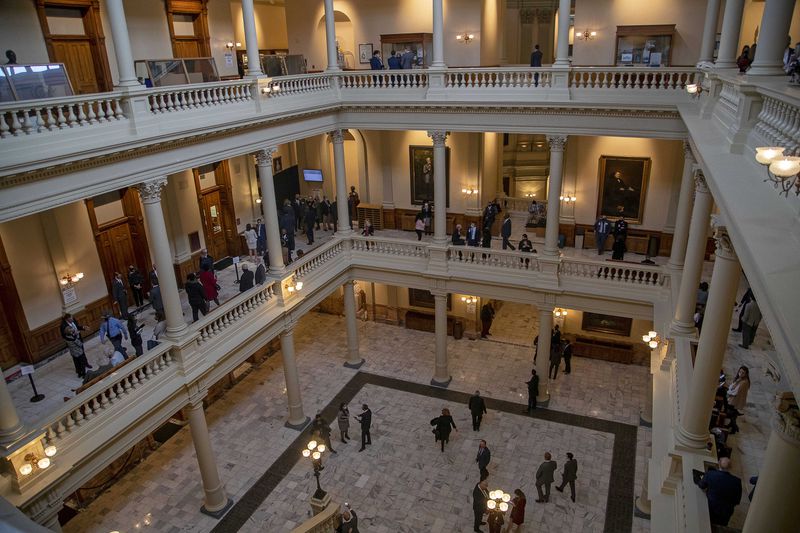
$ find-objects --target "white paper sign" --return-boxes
[20,365,35,376]
[61,285,78,306]
[232,256,240,264]
[224,52,233,66]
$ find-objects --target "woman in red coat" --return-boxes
[505,489,526,532]
[198,264,220,308]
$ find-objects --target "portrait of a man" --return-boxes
[597,156,651,224]
[410,146,450,206]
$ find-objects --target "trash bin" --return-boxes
[558,234,566,248]
[575,228,585,250]
[453,319,464,340]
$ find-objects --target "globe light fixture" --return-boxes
[754,147,800,197]
[302,439,327,499]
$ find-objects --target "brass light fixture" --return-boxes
[577,29,597,41]
[19,445,57,476]
[456,32,475,44]
[59,272,84,286]
[754,147,800,197]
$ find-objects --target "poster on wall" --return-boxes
[596,155,651,225]
[409,146,450,206]
[359,44,373,64]
[581,312,633,337]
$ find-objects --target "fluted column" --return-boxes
[280,326,309,428]
[431,292,451,387]
[677,224,740,449]
[255,148,285,273]
[343,281,364,368]
[428,130,449,244]
[323,0,340,71]
[186,399,233,517]
[543,135,567,256]
[670,173,713,336]
[536,308,552,404]
[106,0,139,87]
[137,179,187,338]
[748,0,798,75]
[431,0,446,68]
[715,0,745,68]
[331,130,351,234]
[0,372,23,445]
[743,393,800,532]
[698,0,722,63]
[241,0,262,77]
[554,0,571,66]
[667,143,696,269]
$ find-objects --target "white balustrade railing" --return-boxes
[40,342,174,448]
[147,79,253,113]
[446,68,552,88]
[569,68,698,90]
[559,258,668,287]
[292,239,346,279]
[196,281,277,345]
[351,235,430,257]
[753,92,800,154]
[0,93,126,138]
[448,245,540,272]
[266,73,335,97]
[501,196,535,212]
[339,71,427,89]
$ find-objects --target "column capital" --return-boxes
[330,129,345,144]
[344,279,355,289]
[255,147,276,166]
[136,177,168,203]
[427,130,449,145]
[282,319,297,335]
[546,135,568,152]
[773,392,800,446]
[430,289,448,298]
[683,140,696,162]
[694,171,709,194]
[711,216,736,261]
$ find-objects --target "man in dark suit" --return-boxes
[472,479,489,532]
[112,272,129,318]
[476,440,491,480]
[149,264,159,287]
[562,339,573,374]
[239,264,254,293]
[500,213,514,250]
[199,249,214,272]
[549,343,562,380]
[698,457,742,526]
[556,452,578,502]
[255,218,267,256]
[594,215,612,255]
[149,283,164,322]
[526,369,539,413]
[530,44,543,86]
[468,391,487,431]
[466,222,480,246]
[535,452,557,502]
[356,404,372,451]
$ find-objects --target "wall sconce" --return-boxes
[456,32,475,44]
[461,295,477,313]
[461,187,478,195]
[255,197,262,204]
[642,330,663,349]
[754,147,800,197]
[59,272,84,286]
[19,445,57,476]
[559,193,577,203]
[225,41,241,51]
[686,83,704,98]
[261,85,281,96]
[286,278,303,293]
[577,29,597,41]
[553,308,568,318]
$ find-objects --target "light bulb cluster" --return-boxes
[261,85,282,96]
[553,308,568,318]
[19,445,57,476]
[577,29,597,41]
[754,146,800,197]
[524,193,536,198]
[456,33,475,43]
[286,278,304,293]
[302,440,326,460]
[59,272,84,285]
[686,83,703,98]
[559,193,577,203]
[461,187,478,195]
[642,330,661,349]
[461,296,477,305]
[486,489,511,512]
[225,41,242,50]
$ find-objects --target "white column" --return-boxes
[536,308,552,404]
[279,327,309,428]
[137,179,187,338]
[715,0,745,68]
[431,292,451,386]
[748,0,798,75]
[105,0,139,87]
[255,148,285,273]
[331,130,351,234]
[186,399,232,516]
[698,0,722,63]
[241,0,263,77]
[0,373,23,444]
[670,173,713,336]
[554,0,571,67]
[543,135,567,256]
[635,459,652,517]
[343,281,364,368]
[428,130,449,244]
[676,224,740,449]
[743,394,800,532]
[431,0,446,68]
[667,143,696,269]
[323,0,341,71]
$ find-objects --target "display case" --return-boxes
[239,52,305,77]
[0,64,73,102]
[615,25,675,67]
[380,33,433,68]
[134,57,220,87]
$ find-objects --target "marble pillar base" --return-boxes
[634,497,651,519]
[344,358,365,369]
[310,492,331,516]
[284,416,310,431]
[200,497,234,519]
[430,376,452,388]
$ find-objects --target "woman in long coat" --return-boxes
[431,408,457,452]
[199,264,219,308]
[338,403,350,443]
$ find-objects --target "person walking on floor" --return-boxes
[185,273,208,322]
[562,339,573,374]
[337,403,351,443]
[504,489,526,532]
[549,344,562,380]
[740,298,761,349]
[480,302,495,338]
[469,391,487,431]
[112,272,129,318]
[501,213,514,250]
[555,452,578,502]
[535,452,557,503]
[476,439,491,480]
[312,413,337,454]
[472,479,489,533]
[356,404,372,452]
[431,408,457,452]
[526,369,539,413]
[99,311,128,354]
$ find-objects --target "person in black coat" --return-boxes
[549,344,562,380]
[611,234,626,260]
[111,272,129,318]
[481,226,492,248]
[149,264,159,287]
[312,413,337,454]
[185,272,207,322]
[562,339,573,374]
[255,262,266,285]
[127,265,144,308]
[476,439,491,480]
[452,224,465,245]
[472,479,489,533]
[239,264,254,292]
[430,408,457,452]
[699,457,742,526]
[500,214,514,250]
[526,369,539,413]
[468,391,487,431]
[304,202,317,245]
[127,314,144,356]
[356,404,372,451]
[480,303,495,338]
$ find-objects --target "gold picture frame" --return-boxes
[596,155,651,225]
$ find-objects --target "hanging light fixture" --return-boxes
[59,272,84,286]
[642,330,662,349]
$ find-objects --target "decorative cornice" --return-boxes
[330,129,344,144]
[694,171,709,194]
[135,177,167,203]
[774,392,800,445]
[427,130,448,145]
[547,135,567,152]
[255,148,275,166]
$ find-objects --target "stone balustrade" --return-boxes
[147,79,253,113]
[293,240,346,279]
[446,68,552,88]
[195,281,277,346]
[0,92,126,137]
[265,73,335,97]
[289,501,340,533]
[448,245,540,272]
[339,71,428,89]
[351,235,430,257]
[569,67,699,90]
[559,257,668,287]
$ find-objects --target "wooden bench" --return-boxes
[405,310,457,336]
[572,335,636,364]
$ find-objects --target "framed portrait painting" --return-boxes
[596,155,651,225]
[581,312,633,337]
[409,145,450,206]
[358,43,373,64]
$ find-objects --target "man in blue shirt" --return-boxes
[699,457,742,526]
[99,311,129,353]
[594,215,611,255]
[369,50,384,70]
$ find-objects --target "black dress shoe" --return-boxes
[358,447,365,452]
[535,499,545,503]
[556,487,564,492]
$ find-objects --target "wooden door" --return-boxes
[174,40,201,58]
[51,39,99,94]
[199,190,228,260]
[96,223,137,281]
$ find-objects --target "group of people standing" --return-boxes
[593,214,628,259]
[370,48,418,70]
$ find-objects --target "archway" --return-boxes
[316,11,354,69]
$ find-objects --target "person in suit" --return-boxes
[500,213,514,250]
[476,439,491,480]
[699,457,742,526]
[480,303,495,338]
[526,369,539,413]
[611,234,626,260]
[468,391,487,431]
[356,404,372,451]
[185,273,207,322]
[420,201,433,235]
[732,287,754,332]
[467,222,480,246]
[452,224,466,245]
[348,186,360,225]
[312,413,337,454]
[472,479,489,532]
[549,344,561,380]
[562,339,573,374]
[369,50,384,70]
[149,282,164,322]
[255,218,267,256]
[481,226,492,248]
[127,314,144,357]
[293,194,304,233]
[112,272,129,318]
[198,249,214,272]
[330,199,339,233]
[530,44,543,86]
[62,318,91,378]
[127,265,144,308]
[431,408,457,452]
[305,202,317,245]
[401,47,415,69]
[551,324,561,346]
[594,215,612,255]
[239,264,254,293]
[387,50,401,70]
[613,216,628,242]
[556,452,578,502]
[149,264,159,287]
[535,452,557,502]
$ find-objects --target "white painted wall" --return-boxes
[0,0,50,64]
[229,1,289,51]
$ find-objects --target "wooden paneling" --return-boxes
[174,40,201,58]
[51,39,99,93]
[568,223,677,257]
[173,251,202,288]
[166,0,211,58]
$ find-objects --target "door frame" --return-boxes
[193,160,239,259]
[165,0,211,58]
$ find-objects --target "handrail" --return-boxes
[289,501,340,533]
[194,281,277,346]
[447,244,541,271]
[351,235,430,257]
[559,256,669,287]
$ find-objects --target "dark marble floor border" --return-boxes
[211,371,637,533]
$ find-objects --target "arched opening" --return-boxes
[316,11,354,69]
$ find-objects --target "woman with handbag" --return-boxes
[199,264,220,308]
[430,408,457,452]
